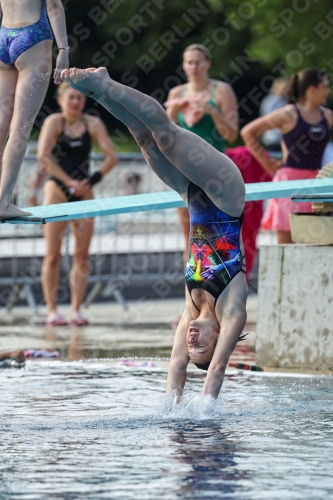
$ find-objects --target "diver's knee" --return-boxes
[132,128,153,149]
[152,121,178,154]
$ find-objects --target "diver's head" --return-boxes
[187,312,220,371]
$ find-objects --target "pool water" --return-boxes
[1,361,332,500]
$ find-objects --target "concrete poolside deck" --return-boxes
[0,296,331,375]
[0,296,257,368]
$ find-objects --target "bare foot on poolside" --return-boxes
[0,202,32,219]
[61,67,110,95]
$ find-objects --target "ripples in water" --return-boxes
[0,361,332,500]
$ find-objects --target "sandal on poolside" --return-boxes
[46,313,68,326]
[69,312,89,327]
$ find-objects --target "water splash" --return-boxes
[143,392,222,421]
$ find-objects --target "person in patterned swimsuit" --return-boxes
[61,66,248,401]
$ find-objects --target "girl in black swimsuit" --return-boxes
[37,82,118,326]
[62,67,248,401]
[49,114,92,202]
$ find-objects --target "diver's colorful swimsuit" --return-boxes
[185,182,245,310]
[0,0,53,66]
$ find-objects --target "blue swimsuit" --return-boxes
[0,0,53,66]
[185,182,246,310]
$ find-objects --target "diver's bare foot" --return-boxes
[62,67,110,95]
[0,202,32,219]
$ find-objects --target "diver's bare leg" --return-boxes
[64,68,245,216]
[0,40,52,218]
[92,95,189,199]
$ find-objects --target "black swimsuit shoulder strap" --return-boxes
[55,117,66,143]
[319,106,328,125]
[82,115,92,137]
[61,116,66,134]
[294,104,302,119]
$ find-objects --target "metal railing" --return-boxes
[0,151,185,313]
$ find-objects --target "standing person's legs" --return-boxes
[65,68,245,216]
[0,62,17,168]
[69,194,94,326]
[0,40,52,218]
[41,181,68,325]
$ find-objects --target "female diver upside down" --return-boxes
[61,66,248,400]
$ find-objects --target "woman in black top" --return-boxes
[37,82,118,326]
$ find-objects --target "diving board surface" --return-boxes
[3,178,333,225]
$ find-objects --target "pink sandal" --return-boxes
[69,312,89,327]
[46,313,67,326]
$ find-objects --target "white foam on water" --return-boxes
[162,392,222,420]
[130,391,223,422]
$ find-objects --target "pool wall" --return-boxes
[256,244,333,369]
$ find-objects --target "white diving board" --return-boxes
[2,178,333,225]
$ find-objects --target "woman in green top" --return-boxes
[166,44,239,258]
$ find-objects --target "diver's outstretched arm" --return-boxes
[62,68,245,216]
[166,304,192,402]
[203,273,247,398]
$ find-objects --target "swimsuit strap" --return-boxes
[293,104,302,127]
[319,106,326,120]
[295,104,326,125]
[182,82,216,99]
[210,80,219,101]
[82,115,89,132]
[41,0,48,19]
[190,292,200,312]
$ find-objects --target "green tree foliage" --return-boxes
[65,0,333,87]
[38,0,332,143]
